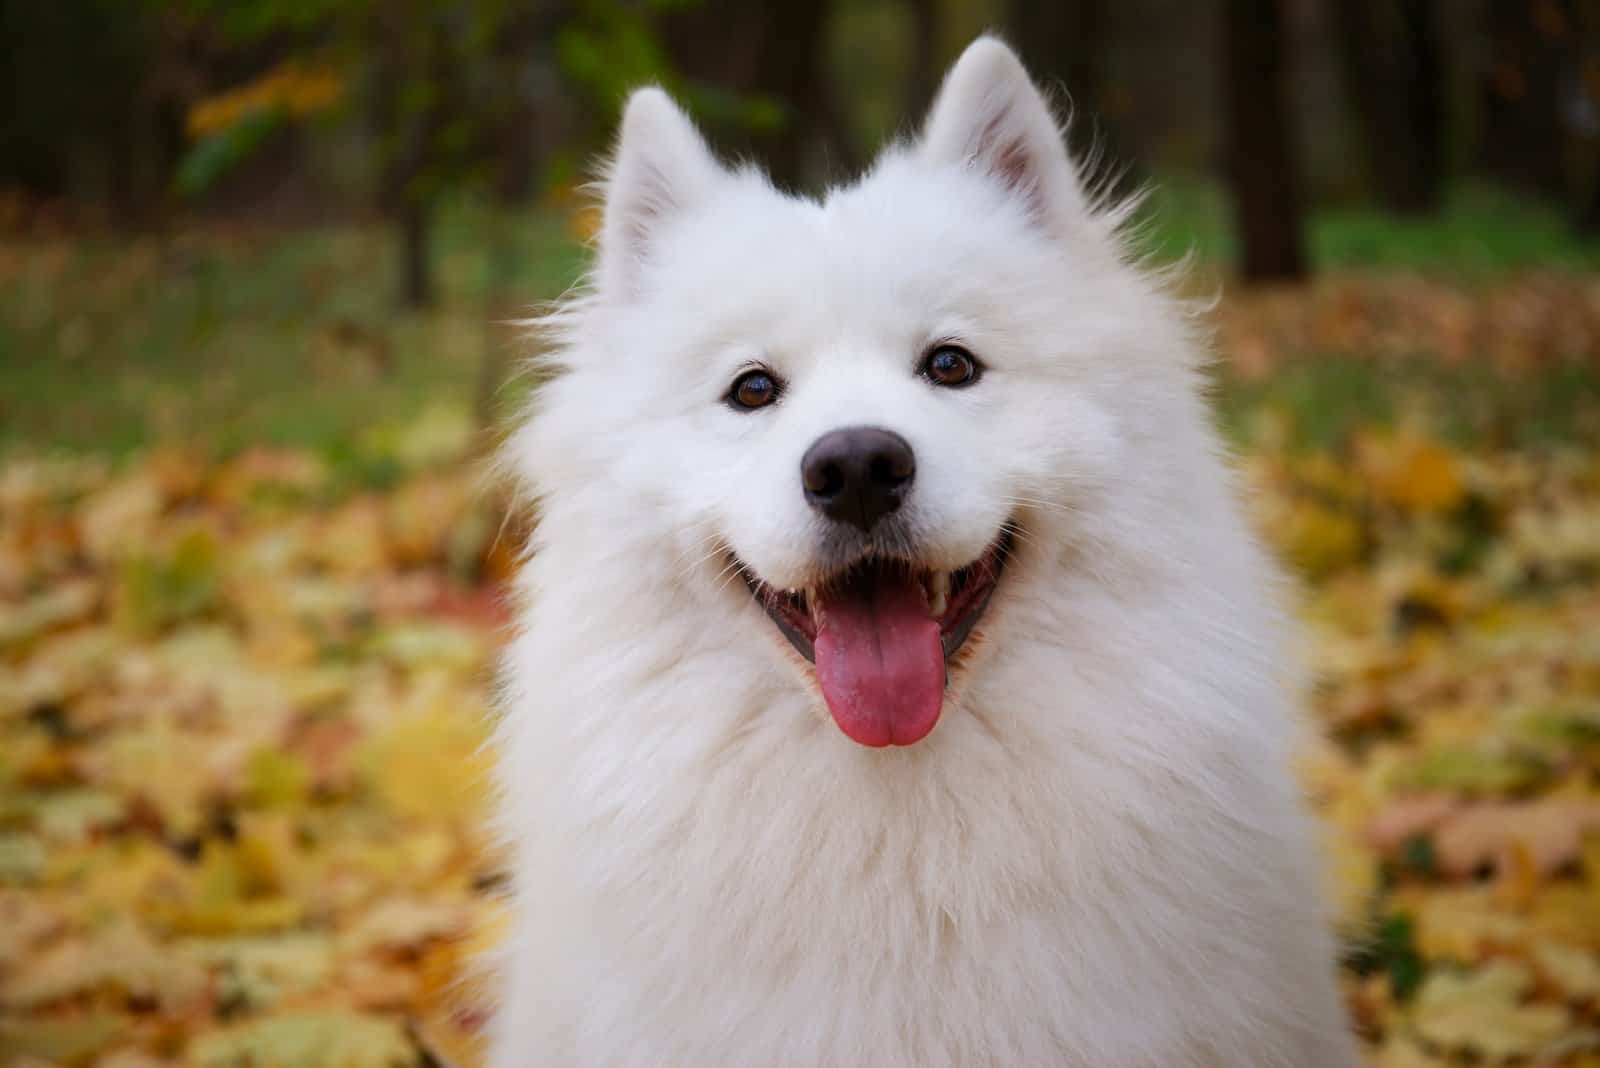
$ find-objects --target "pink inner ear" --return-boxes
[972,112,1046,222]
[617,163,670,246]
[606,160,680,298]
[988,132,1035,193]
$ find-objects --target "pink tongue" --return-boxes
[813,572,945,747]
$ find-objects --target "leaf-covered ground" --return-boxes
[3,277,1600,1068]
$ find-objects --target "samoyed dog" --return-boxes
[491,36,1356,1068]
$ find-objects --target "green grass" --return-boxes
[1213,355,1600,453]
[1136,177,1600,274]
[0,205,584,458]
[5,180,1600,459]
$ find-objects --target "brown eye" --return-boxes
[922,345,980,388]
[728,368,781,411]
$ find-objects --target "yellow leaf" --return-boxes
[188,1011,415,1068]
[0,891,62,968]
[341,896,471,956]
[1325,825,1379,928]
[242,747,312,809]
[1407,887,1526,962]
[385,475,471,568]
[187,63,343,139]
[1532,941,1600,1003]
[180,934,333,1011]
[1271,498,1365,578]
[0,832,45,884]
[0,919,205,1011]
[1432,800,1600,879]
[0,579,99,651]
[0,1014,125,1066]
[1371,1035,1452,1068]
[362,677,492,823]
[1360,431,1465,514]
[1410,961,1571,1063]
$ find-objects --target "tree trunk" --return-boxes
[475,224,518,432]
[398,197,432,309]
[1400,0,1447,210]
[1333,0,1447,213]
[1222,0,1307,283]
[663,0,764,90]
[1477,0,1572,200]
[371,4,449,310]
[752,0,837,190]
[662,0,841,187]
[905,0,941,118]
[1006,0,1130,187]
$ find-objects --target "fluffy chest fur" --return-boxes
[491,499,1353,1067]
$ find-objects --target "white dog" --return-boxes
[490,36,1357,1068]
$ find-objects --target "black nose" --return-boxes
[801,426,915,533]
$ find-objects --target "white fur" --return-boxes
[490,37,1358,1068]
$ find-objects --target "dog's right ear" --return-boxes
[598,88,722,300]
[919,37,1092,238]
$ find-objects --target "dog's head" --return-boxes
[520,38,1203,748]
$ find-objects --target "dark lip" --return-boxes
[734,525,1016,666]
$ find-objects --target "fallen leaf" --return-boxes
[187,1011,416,1068]
[1410,961,1571,1062]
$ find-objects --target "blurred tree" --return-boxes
[174,0,504,306]
[1334,0,1448,213]
[904,0,942,117]
[663,0,844,190]
[757,0,842,188]
[1222,0,1307,281]
[175,0,695,308]
[1005,0,1132,185]
[1477,0,1572,202]
[0,0,196,222]
[1573,0,1600,231]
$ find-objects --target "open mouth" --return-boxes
[735,527,1014,748]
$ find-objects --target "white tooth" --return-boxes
[928,571,950,618]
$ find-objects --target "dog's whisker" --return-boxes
[709,556,747,596]
[678,544,735,582]
[999,495,1081,519]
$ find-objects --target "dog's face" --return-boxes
[534,40,1187,748]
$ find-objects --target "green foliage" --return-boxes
[175,0,362,42]
[551,0,782,180]
[557,1,679,119]
[166,0,716,210]
[1347,912,1427,1002]
[117,526,223,633]
[176,109,287,199]
[1382,908,1433,1004]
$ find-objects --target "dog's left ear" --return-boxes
[919,37,1091,236]
[599,87,723,300]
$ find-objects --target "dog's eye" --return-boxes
[727,369,782,411]
[921,345,981,388]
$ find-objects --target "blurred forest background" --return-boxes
[4,3,1600,1068]
[6,0,1600,450]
